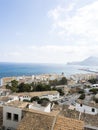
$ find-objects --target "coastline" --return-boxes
[0,63,96,79]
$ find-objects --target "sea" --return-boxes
[0,62,98,78]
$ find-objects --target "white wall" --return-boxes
[40,93,59,101]
[19,96,31,101]
[3,106,22,130]
[8,96,19,101]
[84,88,90,93]
[29,103,51,113]
[76,103,98,115]
[92,84,98,88]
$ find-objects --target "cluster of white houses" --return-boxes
[1,88,98,117]
[2,95,98,130]
[0,90,60,130]
[2,101,84,130]
[0,73,98,130]
[0,90,60,104]
[3,101,54,130]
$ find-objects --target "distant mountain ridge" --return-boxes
[67,56,98,66]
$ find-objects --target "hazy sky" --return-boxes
[0,0,98,63]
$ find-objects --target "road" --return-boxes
[58,94,80,105]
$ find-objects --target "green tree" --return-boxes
[10,80,18,92]
[49,79,58,86]
[18,83,25,92]
[24,83,31,92]
[30,96,39,102]
[18,83,32,92]
[11,80,18,87]
[89,88,98,94]
[38,98,50,106]
[78,89,84,94]
[59,77,67,85]
[34,84,51,92]
[79,94,85,100]
[57,89,64,96]
[88,78,98,84]
[49,77,67,86]
[6,84,11,89]
[93,97,98,103]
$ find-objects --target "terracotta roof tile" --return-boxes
[17,110,84,130]
[54,116,84,130]
[17,110,55,130]
[12,91,59,97]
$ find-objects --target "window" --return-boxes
[6,112,12,120]
[80,104,82,107]
[13,114,19,122]
[92,108,95,112]
[7,128,11,130]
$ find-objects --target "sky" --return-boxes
[0,0,98,63]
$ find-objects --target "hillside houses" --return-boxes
[17,107,84,130]
[1,73,98,130]
[17,113,84,130]
[0,100,85,130]
[11,91,60,101]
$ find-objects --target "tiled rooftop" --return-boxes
[12,91,59,97]
[17,109,84,130]
[6,101,28,108]
[17,110,56,130]
[77,99,98,109]
[54,116,84,130]
[0,96,10,102]
[60,105,98,128]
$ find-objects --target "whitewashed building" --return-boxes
[3,101,28,130]
[91,84,98,88]
[29,102,51,113]
[11,91,60,102]
[40,92,59,101]
[0,89,11,96]
[76,100,98,115]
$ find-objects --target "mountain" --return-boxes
[67,56,98,66]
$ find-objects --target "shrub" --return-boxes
[38,98,50,106]
[57,89,64,96]
[23,99,30,102]
[78,89,84,94]
[93,97,98,103]
[89,88,98,94]
[79,94,85,100]
[30,96,39,102]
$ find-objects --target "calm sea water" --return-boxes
[0,62,97,78]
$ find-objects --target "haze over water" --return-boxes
[0,63,96,78]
